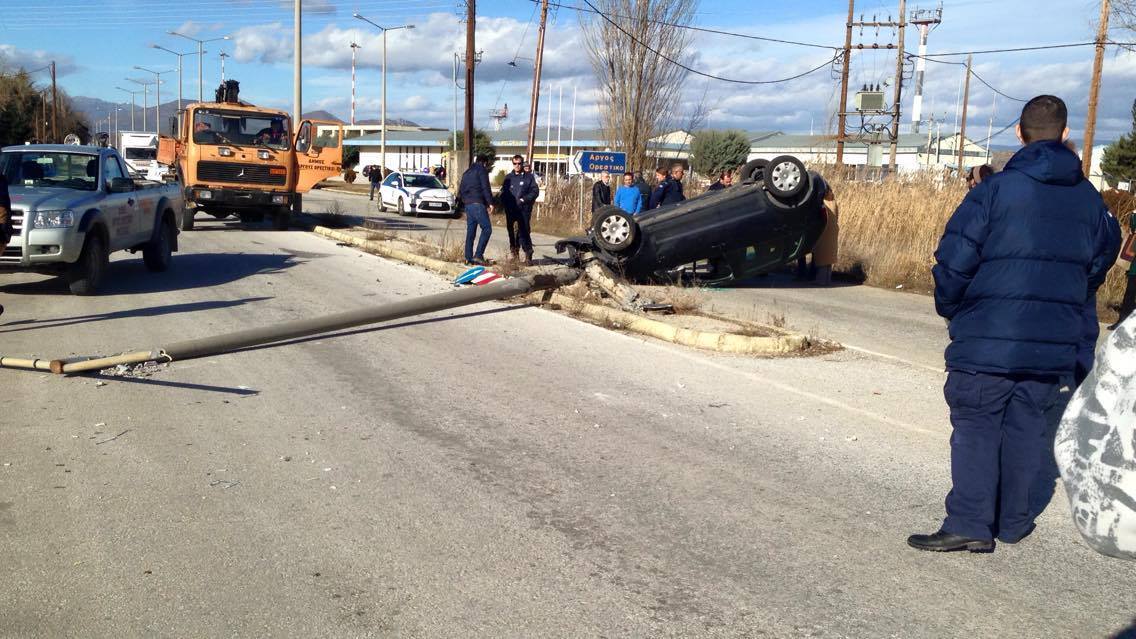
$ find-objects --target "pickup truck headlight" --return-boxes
[33,209,75,229]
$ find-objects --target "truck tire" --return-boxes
[181,208,195,231]
[273,207,291,231]
[143,216,175,272]
[67,232,109,296]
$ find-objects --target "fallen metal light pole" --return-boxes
[1,268,582,376]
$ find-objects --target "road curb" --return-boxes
[314,226,465,278]
[313,226,815,356]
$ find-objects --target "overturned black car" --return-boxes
[557,155,830,285]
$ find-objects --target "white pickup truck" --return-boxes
[0,144,186,294]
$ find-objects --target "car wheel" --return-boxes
[738,158,769,184]
[273,207,291,231]
[378,196,387,213]
[591,206,637,253]
[765,155,808,199]
[67,232,109,295]
[397,198,406,216]
[143,217,175,272]
[180,208,195,231]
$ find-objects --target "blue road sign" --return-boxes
[573,151,627,174]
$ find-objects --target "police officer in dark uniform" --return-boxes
[500,154,540,264]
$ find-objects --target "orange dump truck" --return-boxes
[159,81,342,231]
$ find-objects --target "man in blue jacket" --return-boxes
[500,154,540,264]
[459,154,495,265]
[908,95,1121,553]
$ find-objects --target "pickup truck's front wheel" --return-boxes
[144,217,175,272]
[67,233,109,296]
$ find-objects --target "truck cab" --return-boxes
[160,83,343,231]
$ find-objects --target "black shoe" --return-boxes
[907,530,994,553]
[998,523,1036,545]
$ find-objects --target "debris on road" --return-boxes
[94,430,131,445]
[100,362,169,378]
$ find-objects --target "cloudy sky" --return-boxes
[1,0,1134,146]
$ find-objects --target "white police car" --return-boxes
[377,171,457,217]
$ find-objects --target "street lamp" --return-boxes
[134,66,174,134]
[168,31,231,102]
[115,86,139,130]
[125,78,155,131]
[352,13,414,174]
[151,44,195,112]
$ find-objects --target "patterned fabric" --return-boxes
[1055,315,1136,560]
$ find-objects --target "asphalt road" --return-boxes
[1,217,1133,638]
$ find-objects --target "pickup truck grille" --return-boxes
[197,161,287,186]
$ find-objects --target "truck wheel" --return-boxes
[143,217,175,272]
[591,206,637,253]
[181,208,195,231]
[67,232,109,295]
[765,155,808,199]
[273,208,291,231]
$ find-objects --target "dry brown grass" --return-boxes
[823,171,962,293]
[651,285,708,314]
[825,173,1132,320]
[527,178,590,237]
[362,230,394,242]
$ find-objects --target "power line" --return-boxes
[971,117,1020,146]
[905,53,1026,102]
[921,40,1136,57]
[529,0,834,49]
[578,0,838,85]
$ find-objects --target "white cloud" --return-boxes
[0,45,77,76]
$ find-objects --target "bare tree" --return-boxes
[582,0,698,171]
[1115,0,1136,49]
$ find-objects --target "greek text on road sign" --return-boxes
[572,151,627,174]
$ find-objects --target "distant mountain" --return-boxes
[302,110,342,123]
[357,117,421,127]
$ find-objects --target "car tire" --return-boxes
[738,158,769,184]
[451,210,462,220]
[397,198,406,216]
[143,216,175,272]
[273,207,291,231]
[378,197,387,213]
[181,208,195,231]
[591,206,637,253]
[764,155,808,199]
[67,232,109,296]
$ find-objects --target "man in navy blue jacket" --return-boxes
[908,95,1121,553]
[459,154,495,265]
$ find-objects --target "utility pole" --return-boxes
[526,0,549,163]
[957,53,972,175]
[835,0,854,166]
[294,0,302,124]
[350,42,361,125]
[887,0,907,172]
[463,0,476,166]
[50,61,58,143]
[909,5,942,133]
[1083,0,1110,178]
[220,52,229,82]
[453,52,459,168]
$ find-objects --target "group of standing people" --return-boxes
[593,163,691,217]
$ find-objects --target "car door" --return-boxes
[100,155,137,249]
[381,173,400,207]
[293,119,343,193]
